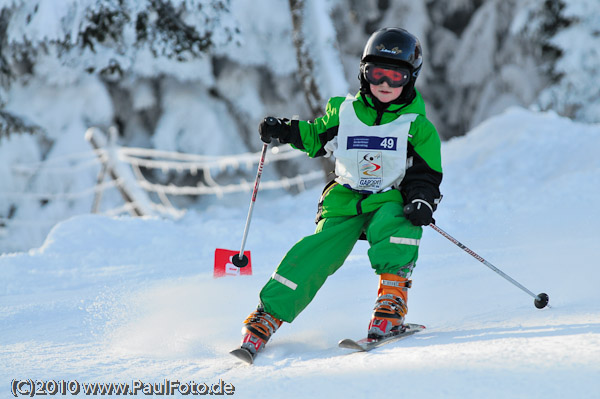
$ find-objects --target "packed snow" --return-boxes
[2,107,600,398]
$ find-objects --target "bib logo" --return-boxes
[358,151,382,190]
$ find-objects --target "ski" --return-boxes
[230,347,255,365]
[231,323,426,364]
[338,323,426,352]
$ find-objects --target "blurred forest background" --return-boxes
[1,0,599,252]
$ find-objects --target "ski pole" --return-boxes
[231,117,277,267]
[428,222,550,309]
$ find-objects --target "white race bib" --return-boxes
[333,97,417,193]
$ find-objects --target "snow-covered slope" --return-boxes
[2,107,599,398]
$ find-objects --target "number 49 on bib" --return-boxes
[380,137,397,149]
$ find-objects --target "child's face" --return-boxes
[370,81,403,103]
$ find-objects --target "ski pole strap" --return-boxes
[412,198,433,212]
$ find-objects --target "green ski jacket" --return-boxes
[286,90,443,220]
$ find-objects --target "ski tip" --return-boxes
[406,323,426,330]
[230,348,255,365]
[338,338,367,351]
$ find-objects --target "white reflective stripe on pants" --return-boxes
[390,236,421,246]
[272,272,298,290]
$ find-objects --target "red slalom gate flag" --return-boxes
[214,249,252,278]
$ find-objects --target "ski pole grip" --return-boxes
[403,203,415,215]
[265,116,279,126]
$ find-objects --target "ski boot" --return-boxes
[231,307,282,364]
[367,273,411,339]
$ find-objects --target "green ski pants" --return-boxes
[259,201,423,322]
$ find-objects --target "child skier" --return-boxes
[236,27,443,359]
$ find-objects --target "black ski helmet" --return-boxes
[359,28,423,103]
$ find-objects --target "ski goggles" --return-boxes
[363,63,411,88]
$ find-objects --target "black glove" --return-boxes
[258,117,291,144]
[403,199,434,226]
